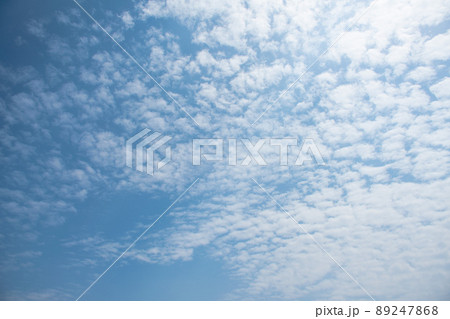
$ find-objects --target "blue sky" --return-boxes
[1,0,450,300]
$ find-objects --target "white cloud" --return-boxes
[121,11,134,28]
[421,30,450,63]
[430,77,450,100]
[406,66,436,82]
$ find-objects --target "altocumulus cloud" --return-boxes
[0,0,449,300]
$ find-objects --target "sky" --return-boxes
[0,0,450,301]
